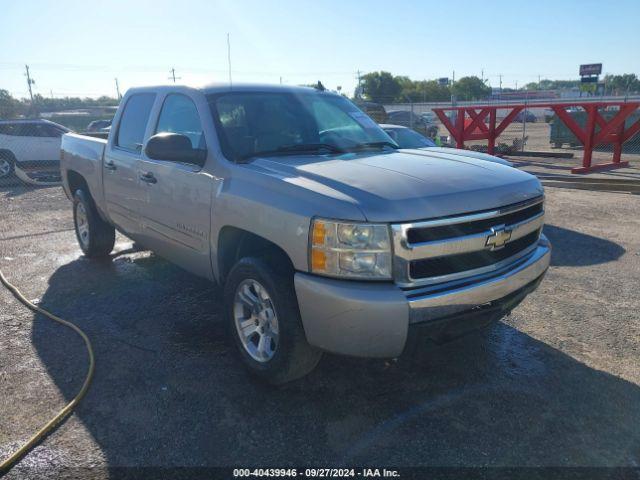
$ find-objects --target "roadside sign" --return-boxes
[580,64,602,76]
[438,77,449,86]
[581,76,598,83]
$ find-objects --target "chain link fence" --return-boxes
[2,93,640,200]
[376,96,640,171]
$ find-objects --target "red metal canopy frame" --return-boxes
[432,102,640,174]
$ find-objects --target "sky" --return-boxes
[1,0,639,99]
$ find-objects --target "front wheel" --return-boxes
[224,257,322,384]
[73,189,115,257]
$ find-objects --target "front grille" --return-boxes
[392,196,545,287]
[407,202,543,244]
[410,230,540,279]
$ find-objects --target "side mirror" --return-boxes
[144,133,207,166]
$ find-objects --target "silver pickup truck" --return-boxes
[60,84,550,383]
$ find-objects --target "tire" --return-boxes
[73,189,115,257]
[224,256,322,384]
[0,151,16,181]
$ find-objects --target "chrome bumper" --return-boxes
[294,236,550,358]
[407,236,551,323]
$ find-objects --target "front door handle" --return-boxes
[139,171,157,184]
[104,161,117,171]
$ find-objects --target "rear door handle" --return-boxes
[139,171,157,184]
[104,161,117,171]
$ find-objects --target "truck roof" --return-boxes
[125,82,334,96]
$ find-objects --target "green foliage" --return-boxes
[0,89,20,118]
[450,76,491,101]
[360,72,494,103]
[0,90,119,119]
[31,94,119,112]
[535,79,581,90]
[604,74,640,94]
[398,79,451,102]
[361,71,403,103]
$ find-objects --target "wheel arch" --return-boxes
[217,226,295,284]
[67,169,90,197]
[0,148,16,161]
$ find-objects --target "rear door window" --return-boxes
[116,93,156,153]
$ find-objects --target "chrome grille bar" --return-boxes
[391,196,544,288]
[399,212,544,261]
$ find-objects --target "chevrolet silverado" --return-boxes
[60,84,550,383]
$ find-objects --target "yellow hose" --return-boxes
[0,268,95,473]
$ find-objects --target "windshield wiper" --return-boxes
[276,143,345,153]
[238,143,345,162]
[349,141,399,151]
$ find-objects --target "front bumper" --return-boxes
[294,235,550,358]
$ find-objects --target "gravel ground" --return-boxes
[0,182,639,478]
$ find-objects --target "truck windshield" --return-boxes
[207,91,397,161]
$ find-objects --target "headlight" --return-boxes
[309,218,392,280]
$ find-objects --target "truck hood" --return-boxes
[421,147,513,166]
[247,149,543,223]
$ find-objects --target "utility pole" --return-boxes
[24,65,35,103]
[538,74,541,89]
[227,33,232,86]
[499,74,503,94]
[481,69,484,83]
[115,78,122,100]
[24,65,36,116]
[451,70,456,107]
[168,67,181,83]
[355,69,362,99]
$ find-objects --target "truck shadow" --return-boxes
[543,224,625,267]
[30,249,639,468]
[32,252,640,467]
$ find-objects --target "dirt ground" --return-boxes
[1,180,639,478]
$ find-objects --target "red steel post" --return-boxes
[581,104,597,170]
[433,102,638,173]
[613,120,625,164]
[487,108,497,155]
[455,109,465,149]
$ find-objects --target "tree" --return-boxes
[450,76,491,101]
[361,71,402,103]
[0,89,20,118]
[604,74,640,95]
[400,79,451,102]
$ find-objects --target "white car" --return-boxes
[381,124,513,167]
[0,119,69,184]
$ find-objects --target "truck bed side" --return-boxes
[60,132,107,208]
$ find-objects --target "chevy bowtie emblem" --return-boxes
[486,226,512,250]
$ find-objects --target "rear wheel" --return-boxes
[224,257,322,384]
[73,189,115,257]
